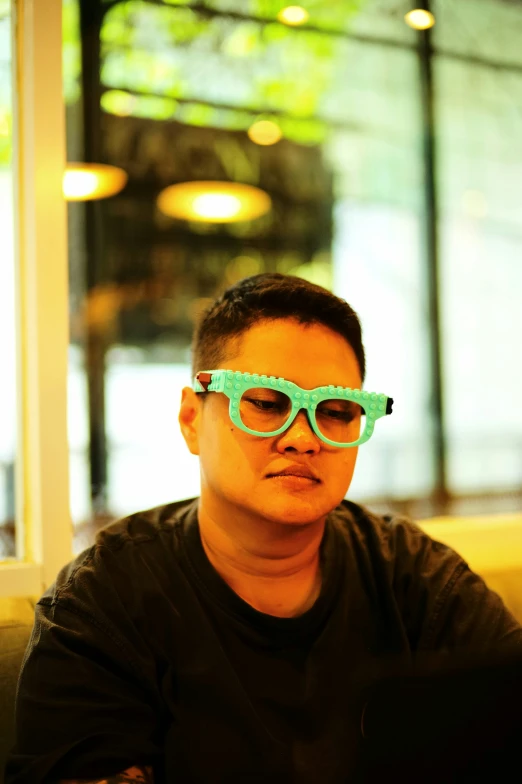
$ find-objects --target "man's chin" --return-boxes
[255,496,334,527]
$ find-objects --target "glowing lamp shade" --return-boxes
[277,6,309,26]
[63,163,128,201]
[248,120,283,146]
[157,181,272,223]
[404,9,436,30]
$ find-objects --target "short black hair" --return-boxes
[191,273,366,382]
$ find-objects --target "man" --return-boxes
[6,273,522,783]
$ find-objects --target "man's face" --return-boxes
[179,318,363,527]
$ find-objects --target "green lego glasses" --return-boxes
[194,369,393,448]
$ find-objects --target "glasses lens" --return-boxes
[239,388,292,433]
[315,399,363,444]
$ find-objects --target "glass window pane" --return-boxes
[435,1,522,497]
[105,351,200,518]
[330,42,433,501]
[433,0,522,68]
[0,0,16,559]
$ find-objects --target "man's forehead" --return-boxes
[221,357,362,390]
[221,322,361,389]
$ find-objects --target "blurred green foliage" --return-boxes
[63,0,82,104]
[0,0,11,166]
[64,0,364,145]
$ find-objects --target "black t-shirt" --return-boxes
[5,498,522,783]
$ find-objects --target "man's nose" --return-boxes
[276,410,321,453]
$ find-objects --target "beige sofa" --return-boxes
[0,598,35,783]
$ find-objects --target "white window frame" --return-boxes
[0,0,72,597]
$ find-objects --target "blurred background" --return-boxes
[1,0,521,556]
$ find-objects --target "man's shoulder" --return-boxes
[95,496,199,549]
[331,498,426,544]
[332,500,489,651]
[331,498,467,582]
[41,497,200,605]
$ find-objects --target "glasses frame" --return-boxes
[194,369,393,448]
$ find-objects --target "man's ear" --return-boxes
[179,387,202,456]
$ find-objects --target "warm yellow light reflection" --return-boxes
[63,163,128,201]
[248,120,283,146]
[193,193,242,220]
[157,181,272,223]
[277,6,309,26]
[225,255,263,284]
[404,9,436,30]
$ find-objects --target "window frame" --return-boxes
[0,0,72,597]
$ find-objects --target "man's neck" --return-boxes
[197,502,325,618]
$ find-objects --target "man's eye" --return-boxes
[320,408,354,421]
[245,398,281,411]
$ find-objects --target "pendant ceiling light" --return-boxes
[63,163,128,201]
[157,181,272,223]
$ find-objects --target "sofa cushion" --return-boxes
[0,612,34,784]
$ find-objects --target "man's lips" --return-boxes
[266,466,320,482]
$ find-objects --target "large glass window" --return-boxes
[433,0,522,502]
[329,41,432,502]
[65,0,522,542]
[65,0,431,536]
[0,0,16,559]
